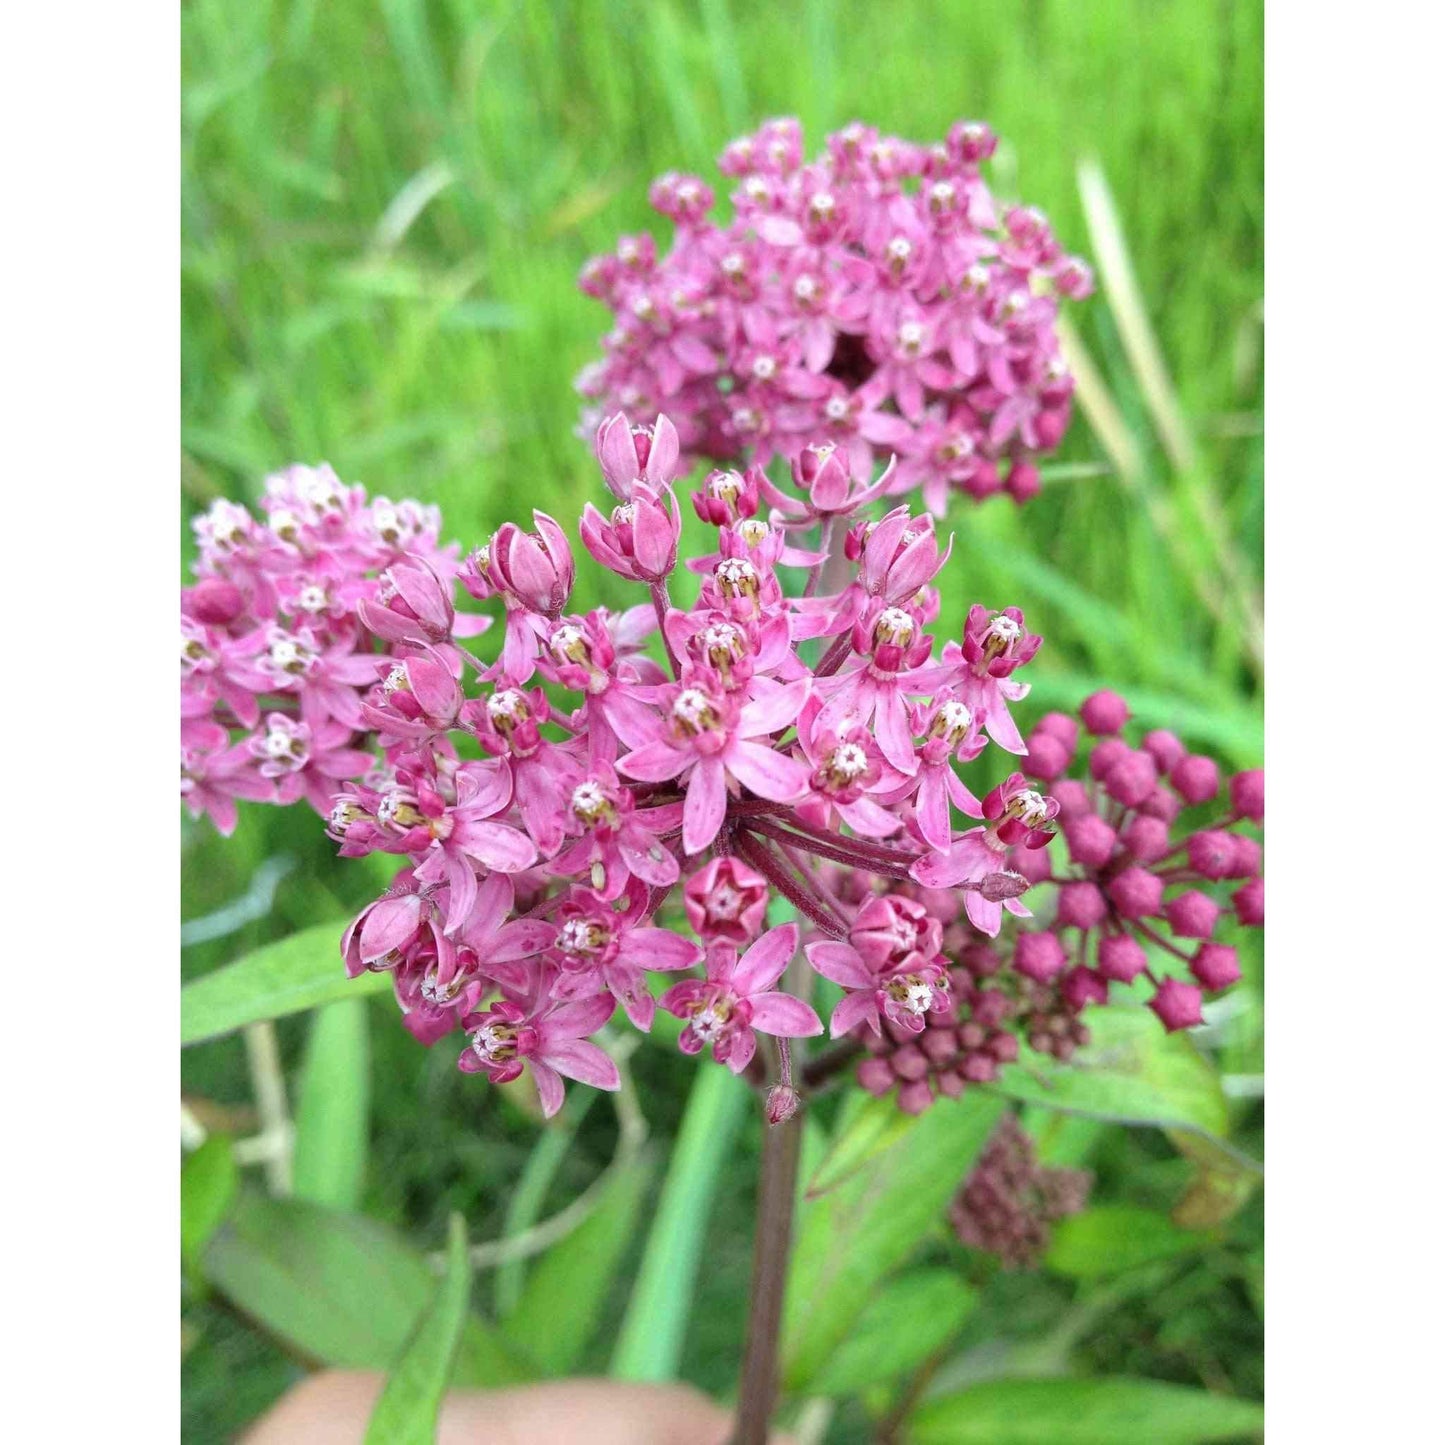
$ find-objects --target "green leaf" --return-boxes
[610,1065,750,1381]
[804,1091,921,1198]
[181,1136,239,1270]
[293,997,371,1211]
[1046,1206,1204,1279]
[993,1008,1239,1155]
[811,1271,977,1397]
[907,1377,1264,1444]
[782,1091,1004,1391]
[202,1193,526,1385]
[505,1154,653,1374]
[182,922,390,1045]
[365,1213,473,1445]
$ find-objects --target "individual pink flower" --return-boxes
[594,411,682,500]
[683,857,770,944]
[617,676,812,855]
[459,993,621,1118]
[661,924,822,1072]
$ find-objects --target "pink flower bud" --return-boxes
[1088,737,1131,781]
[1064,814,1117,869]
[1187,829,1237,881]
[1230,769,1264,823]
[1102,750,1158,808]
[1164,889,1221,939]
[1004,460,1041,504]
[892,1043,930,1081]
[1137,785,1182,823]
[1024,731,1071,781]
[1097,934,1147,982]
[1170,754,1221,805]
[1057,881,1108,930]
[1190,943,1241,992]
[186,577,245,624]
[857,1057,895,1095]
[1079,690,1130,736]
[765,1084,801,1126]
[897,1079,935,1115]
[1142,729,1185,772]
[1034,711,1080,752]
[1107,866,1164,920]
[1120,814,1171,863]
[683,857,770,945]
[1014,930,1066,982]
[1226,836,1262,879]
[1062,965,1109,1012]
[980,870,1031,903]
[1149,977,1203,1032]
[791,443,854,514]
[1051,779,1092,821]
[1234,876,1264,926]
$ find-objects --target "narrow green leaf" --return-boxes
[365,1214,473,1445]
[993,1008,1238,1154]
[610,1065,750,1380]
[181,1136,239,1269]
[804,1091,920,1198]
[782,1091,1004,1391]
[907,1376,1264,1444]
[505,1155,653,1374]
[181,922,389,1045]
[202,1193,527,1385]
[811,1271,977,1397]
[1046,1205,1203,1279]
[292,997,371,1211]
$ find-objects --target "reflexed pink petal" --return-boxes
[734,923,799,994]
[748,992,823,1038]
[682,757,727,855]
[805,941,873,989]
[530,1060,567,1118]
[617,740,690,783]
[542,1038,622,1091]
[726,739,809,802]
[829,990,879,1037]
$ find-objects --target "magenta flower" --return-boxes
[617,676,811,854]
[661,924,822,1073]
[459,994,621,1118]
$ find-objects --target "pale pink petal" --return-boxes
[617,740,690,783]
[682,757,727,855]
[541,1037,622,1091]
[734,923,799,995]
[738,679,811,738]
[726,739,809,802]
[529,1060,567,1118]
[805,941,873,990]
[748,992,824,1038]
[829,990,880,1037]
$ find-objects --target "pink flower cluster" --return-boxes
[948,1113,1092,1270]
[180,465,482,834]
[839,690,1263,1113]
[184,409,1095,1118]
[577,117,1093,515]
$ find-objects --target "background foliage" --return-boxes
[181,1,1263,1439]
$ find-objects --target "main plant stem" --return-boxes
[730,1080,803,1445]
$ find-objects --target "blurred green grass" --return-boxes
[182,2,1262,1438]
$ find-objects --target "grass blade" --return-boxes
[610,1064,750,1380]
[365,1213,473,1445]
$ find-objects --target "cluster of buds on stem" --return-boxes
[577,117,1093,515]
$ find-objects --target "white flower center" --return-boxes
[751,355,777,381]
[824,396,850,421]
[988,615,1022,644]
[830,742,869,778]
[737,518,769,546]
[297,585,328,613]
[886,236,912,263]
[488,689,525,721]
[690,1003,730,1042]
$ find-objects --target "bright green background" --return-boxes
[182,1,1262,1438]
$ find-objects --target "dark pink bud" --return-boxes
[1062,965,1109,1012]
[1164,889,1221,940]
[1051,779,1093,821]
[857,1057,895,1095]
[1226,836,1262,879]
[791,442,853,513]
[1097,934,1147,982]
[920,1028,959,1065]
[1107,866,1164,920]
[1149,976,1204,1032]
[186,577,245,624]
[989,1031,1019,1063]
[936,1070,967,1099]
[1005,460,1041,504]
[1190,943,1241,992]
[1102,750,1158,808]
[1234,876,1264,927]
[1187,830,1237,881]
[1142,729,1186,772]
[961,458,1001,499]
[898,1079,935,1114]
[1170,754,1221,806]
[1230,769,1264,823]
[1088,736,1131,782]
[1056,881,1107,930]
[1119,814,1171,863]
[765,1084,801,1126]
[959,943,1002,978]
[892,1043,930,1082]
[1009,844,1053,886]
[1138,786,1182,823]
[980,870,1031,903]
[1064,814,1117,869]
[960,1052,998,1083]
[1079,689,1130,736]
[1023,731,1071,781]
[1035,711,1080,752]
[1014,930,1066,982]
